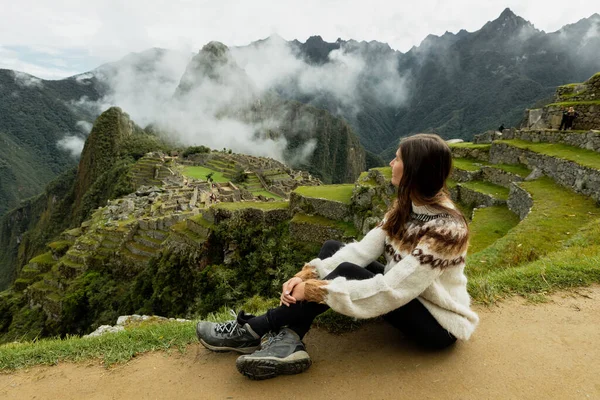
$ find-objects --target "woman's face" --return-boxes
[389,148,404,187]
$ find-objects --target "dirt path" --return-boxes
[2,287,600,400]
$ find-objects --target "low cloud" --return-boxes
[76,120,93,134]
[57,135,85,158]
[12,71,43,88]
[74,39,410,164]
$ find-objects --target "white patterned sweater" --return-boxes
[297,203,479,340]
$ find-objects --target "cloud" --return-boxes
[57,135,85,158]
[76,120,93,134]
[11,71,43,88]
[231,38,409,115]
[73,40,409,164]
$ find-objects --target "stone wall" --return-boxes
[543,104,600,131]
[449,147,490,162]
[450,168,482,182]
[507,183,533,220]
[289,218,350,244]
[481,166,524,188]
[490,143,600,203]
[498,129,600,153]
[289,192,351,221]
[452,184,506,208]
[473,130,504,144]
[555,73,600,103]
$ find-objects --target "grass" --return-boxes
[466,177,599,276]
[29,252,56,265]
[182,166,229,183]
[213,201,289,211]
[468,206,520,255]
[294,184,354,204]
[497,140,600,171]
[448,143,491,151]
[459,180,510,201]
[0,321,196,370]
[371,167,392,179]
[547,100,600,107]
[453,158,489,171]
[47,241,72,253]
[251,190,284,200]
[469,244,600,304]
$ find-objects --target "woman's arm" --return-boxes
[301,220,469,319]
[297,225,388,280]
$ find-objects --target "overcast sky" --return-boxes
[0,0,598,79]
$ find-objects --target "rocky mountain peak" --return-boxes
[174,41,254,98]
[482,7,536,35]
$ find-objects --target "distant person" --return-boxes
[559,107,569,131]
[498,124,505,132]
[565,107,579,130]
[196,133,479,380]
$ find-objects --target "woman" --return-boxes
[196,133,479,380]
[565,107,579,130]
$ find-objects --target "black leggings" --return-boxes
[247,240,456,350]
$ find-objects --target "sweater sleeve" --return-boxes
[305,225,387,279]
[303,220,469,319]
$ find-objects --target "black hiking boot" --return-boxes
[196,310,261,354]
[236,327,311,380]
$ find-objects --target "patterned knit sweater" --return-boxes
[296,203,479,340]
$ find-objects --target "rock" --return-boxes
[525,167,544,181]
[446,139,464,144]
[84,325,125,338]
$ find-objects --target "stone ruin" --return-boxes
[523,72,600,131]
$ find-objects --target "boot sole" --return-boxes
[199,338,260,354]
[236,351,312,380]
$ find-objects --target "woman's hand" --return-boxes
[280,277,303,306]
[291,282,306,302]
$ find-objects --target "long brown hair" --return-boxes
[382,133,467,240]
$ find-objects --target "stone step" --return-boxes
[142,229,169,241]
[120,247,152,265]
[478,129,600,154]
[14,277,34,291]
[170,224,208,248]
[65,250,87,265]
[20,264,44,279]
[125,241,159,259]
[57,258,86,280]
[490,140,600,202]
[97,247,116,257]
[451,180,509,209]
[449,143,491,162]
[133,234,163,249]
[100,239,120,249]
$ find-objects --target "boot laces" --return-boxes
[214,310,245,336]
[260,330,285,349]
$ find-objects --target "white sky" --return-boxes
[0,0,598,79]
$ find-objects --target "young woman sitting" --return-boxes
[196,133,479,380]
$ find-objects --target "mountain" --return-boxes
[2,9,600,215]
[0,107,169,290]
[0,69,102,217]
[288,9,600,158]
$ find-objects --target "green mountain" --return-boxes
[287,9,600,158]
[0,69,102,217]
[0,107,169,290]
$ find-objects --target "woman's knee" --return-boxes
[319,240,344,259]
[326,262,374,280]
